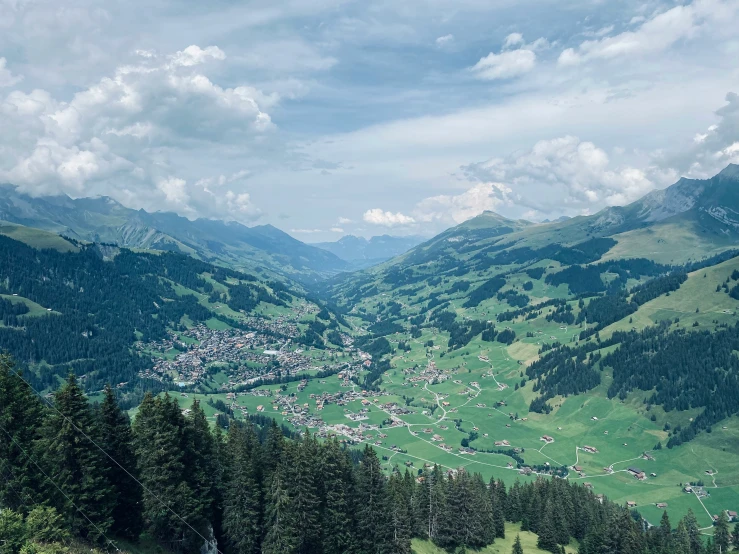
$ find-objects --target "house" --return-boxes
[582,445,599,453]
[683,486,694,493]
[584,482,593,489]
[573,465,583,472]
[727,510,738,522]
[656,503,668,509]
[540,435,554,443]
[626,501,637,508]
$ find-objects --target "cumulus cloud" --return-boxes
[414,182,512,225]
[337,217,352,224]
[471,49,536,80]
[363,208,416,226]
[435,34,454,47]
[470,33,546,81]
[462,136,661,214]
[559,0,739,66]
[0,58,22,87]
[672,92,739,177]
[0,44,275,222]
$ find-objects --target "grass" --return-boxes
[0,222,79,252]
[411,522,577,553]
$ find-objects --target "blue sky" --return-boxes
[0,0,738,240]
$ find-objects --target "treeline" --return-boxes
[2,355,737,554]
[0,236,290,394]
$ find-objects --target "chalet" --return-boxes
[584,482,593,489]
[626,501,637,508]
[573,465,583,473]
[683,486,694,493]
[540,435,554,444]
[494,440,510,447]
[727,511,738,522]
[656,503,668,509]
[582,445,599,454]
[627,467,646,480]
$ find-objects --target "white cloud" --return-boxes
[414,182,512,225]
[435,34,454,47]
[363,208,416,226]
[170,45,225,67]
[470,49,536,80]
[674,92,739,176]
[0,44,275,221]
[470,33,546,81]
[290,228,323,234]
[0,57,22,87]
[559,0,739,66]
[330,226,344,233]
[337,216,352,224]
[462,136,660,214]
[503,32,524,49]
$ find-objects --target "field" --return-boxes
[150,253,739,533]
[411,522,578,553]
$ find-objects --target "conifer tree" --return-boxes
[0,355,43,512]
[99,385,143,541]
[223,422,262,554]
[38,374,114,541]
[674,519,691,554]
[684,509,703,554]
[512,534,524,554]
[133,393,199,551]
[356,445,389,554]
[262,457,297,554]
[288,437,321,554]
[537,501,559,553]
[715,511,731,554]
[320,439,354,554]
[387,472,412,554]
[731,522,739,551]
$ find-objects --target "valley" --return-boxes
[3,166,739,553]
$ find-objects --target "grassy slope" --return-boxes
[411,522,577,553]
[0,221,79,252]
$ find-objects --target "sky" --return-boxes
[0,0,738,241]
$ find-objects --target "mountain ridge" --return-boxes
[0,187,348,283]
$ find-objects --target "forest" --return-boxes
[0,236,294,397]
[2,355,737,554]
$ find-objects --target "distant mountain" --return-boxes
[312,234,426,269]
[324,164,739,299]
[0,188,348,283]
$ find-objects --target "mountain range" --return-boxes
[312,234,426,269]
[0,187,348,283]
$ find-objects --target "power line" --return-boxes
[11,372,225,554]
[0,422,120,552]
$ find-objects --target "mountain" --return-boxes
[312,234,426,268]
[0,187,348,283]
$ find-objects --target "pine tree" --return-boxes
[183,400,219,541]
[715,511,731,554]
[38,374,114,541]
[356,445,389,554]
[387,472,412,554]
[289,437,321,554]
[223,422,262,554]
[537,501,559,553]
[731,521,739,551]
[512,534,524,554]
[674,519,691,554]
[262,458,298,554]
[0,355,44,511]
[99,385,143,541]
[320,439,354,554]
[133,393,200,552]
[684,509,704,554]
